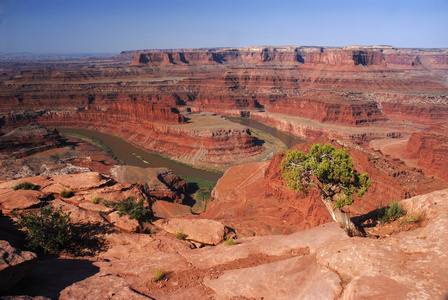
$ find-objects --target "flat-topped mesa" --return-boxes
[304,48,386,67]
[131,46,448,69]
[146,126,264,168]
[131,47,305,66]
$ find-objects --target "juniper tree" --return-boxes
[281,143,371,237]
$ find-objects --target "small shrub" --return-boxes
[114,197,151,222]
[175,231,187,240]
[100,199,115,207]
[13,204,72,254]
[224,238,236,246]
[98,210,110,217]
[153,267,165,282]
[12,181,38,191]
[399,213,424,228]
[91,195,100,204]
[60,189,74,198]
[149,227,157,234]
[377,200,404,223]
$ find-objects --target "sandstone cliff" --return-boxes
[1,45,448,177]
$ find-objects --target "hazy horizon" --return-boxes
[1,0,447,54]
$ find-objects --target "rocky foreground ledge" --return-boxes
[0,170,447,299]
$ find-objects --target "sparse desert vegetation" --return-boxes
[115,196,151,222]
[224,238,236,246]
[175,231,187,240]
[11,181,38,191]
[13,204,72,254]
[377,200,405,223]
[60,189,74,198]
[153,267,165,282]
[91,195,100,204]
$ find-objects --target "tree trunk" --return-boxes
[321,197,364,237]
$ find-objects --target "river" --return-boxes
[60,118,304,183]
[61,128,223,182]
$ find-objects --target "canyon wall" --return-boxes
[131,46,448,70]
[1,45,448,175]
[205,137,447,236]
[407,125,448,182]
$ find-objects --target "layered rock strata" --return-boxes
[1,45,448,173]
[407,125,448,182]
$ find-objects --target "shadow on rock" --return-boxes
[70,221,116,257]
[3,258,100,299]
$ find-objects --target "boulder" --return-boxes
[51,199,106,225]
[112,166,187,203]
[60,275,149,300]
[204,254,342,300]
[106,212,140,233]
[0,190,43,211]
[0,240,37,292]
[152,200,192,218]
[154,218,227,245]
[78,201,114,214]
[40,183,70,195]
[51,172,110,190]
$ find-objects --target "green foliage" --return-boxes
[12,181,38,191]
[13,204,72,254]
[153,267,165,282]
[398,212,424,227]
[196,188,212,201]
[98,210,110,217]
[181,176,216,214]
[60,189,74,198]
[100,199,115,207]
[192,187,212,214]
[281,143,371,208]
[180,176,217,190]
[114,197,151,222]
[377,201,405,223]
[91,195,100,204]
[175,231,187,240]
[224,238,236,246]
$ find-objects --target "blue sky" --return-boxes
[0,0,447,54]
